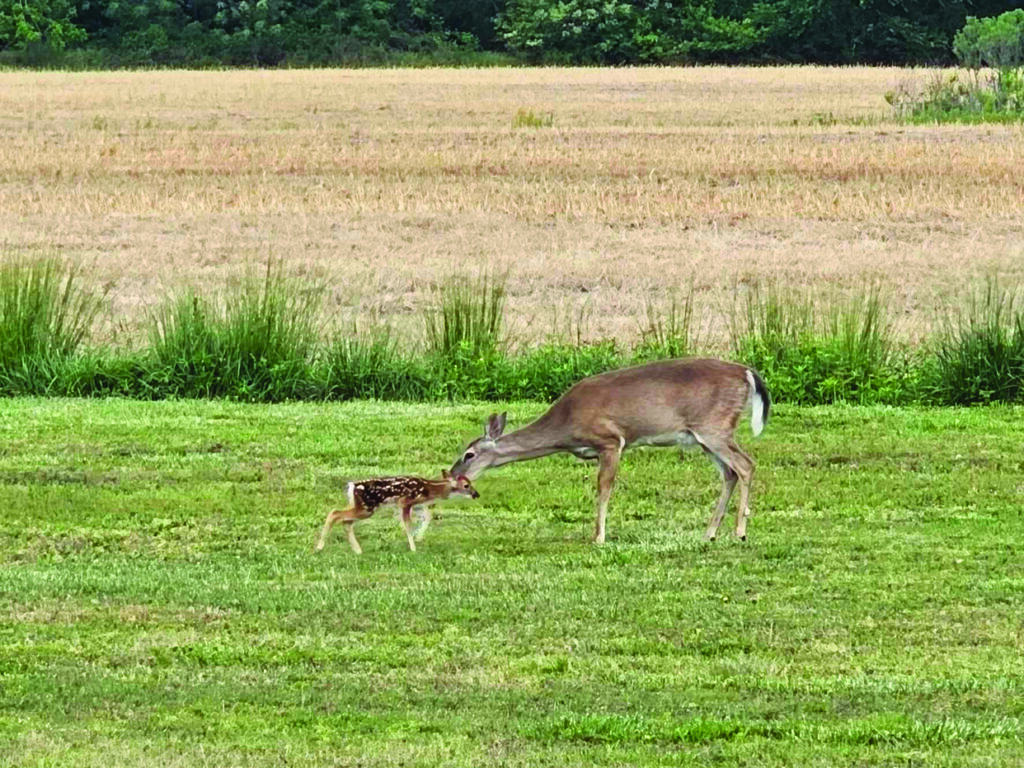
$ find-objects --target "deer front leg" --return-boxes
[400,504,417,552]
[593,440,623,544]
[412,505,432,541]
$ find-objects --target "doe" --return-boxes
[449,358,770,544]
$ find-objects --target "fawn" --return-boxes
[314,470,479,554]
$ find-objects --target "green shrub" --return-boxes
[0,257,104,395]
[145,261,323,401]
[732,283,911,404]
[953,9,1024,70]
[889,10,1024,123]
[925,280,1024,405]
[322,328,430,401]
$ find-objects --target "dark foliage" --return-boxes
[2,0,1021,67]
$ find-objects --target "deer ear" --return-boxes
[486,411,507,439]
[441,469,450,479]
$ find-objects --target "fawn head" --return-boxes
[449,412,506,481]
[441,469,480,499]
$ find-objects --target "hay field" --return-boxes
[1,67,1023,345]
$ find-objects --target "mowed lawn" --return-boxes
[0,398,1022,766]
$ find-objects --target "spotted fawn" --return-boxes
[315,470,479,554]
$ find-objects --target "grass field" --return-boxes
[2,67,1023,346]
[1,398,1022,766]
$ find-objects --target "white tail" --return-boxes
[315,471,479,554]
[747,369,769,437]
[450,358,770,543]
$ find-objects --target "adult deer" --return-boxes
[449,358,770,543]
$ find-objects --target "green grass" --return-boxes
[1,399,1022,766]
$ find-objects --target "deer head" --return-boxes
[449,412,506,481]
[441,468,481,498]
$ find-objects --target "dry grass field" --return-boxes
[1,67,1022,346]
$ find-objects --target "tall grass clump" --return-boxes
[633,285,698,362]
[424,272,508,398]
[926,280,1024,404]
[512,108,554,128]
[0,257,104,395]
[146,261,323,401]
[732,283,906,404]
[425,272,506,362]
[322,327,429,401]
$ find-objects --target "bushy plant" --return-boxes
[925,280,1024,405]
[889,10,1024,123]
[0,257,103,395]
[146,261,323,401]
[731,283,910,404]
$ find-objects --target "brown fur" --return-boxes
[314,471,478,555]
[450,358,769,544]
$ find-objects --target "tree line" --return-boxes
[1,1,1021,68]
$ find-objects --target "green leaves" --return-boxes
[0,0,85,51]
[954,9,1024,70]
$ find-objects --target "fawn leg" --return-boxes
[401,504,417,552]
[344,521,363,555]
[317,506,372,554]
[412,505,432,541]
[315,508,347,552]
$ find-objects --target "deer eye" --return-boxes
[463,450,476,462]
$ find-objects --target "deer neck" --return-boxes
[492,417,565,466]
[423,479,451,499]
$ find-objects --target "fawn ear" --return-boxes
[441,469,450,479]
[486,412,507,439]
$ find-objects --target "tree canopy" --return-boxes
[1,0,1021,67]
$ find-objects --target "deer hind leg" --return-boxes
[696,434,755,541]
[316,505,372,553]
[593,437,624,545]
[702,450,738,542]
[725,441,755,540]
